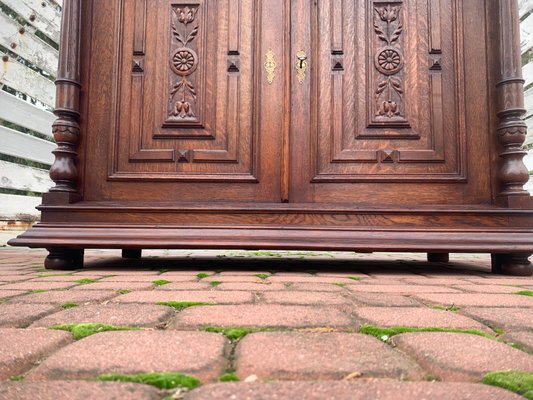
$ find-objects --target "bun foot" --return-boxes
[492,253,533,276]
[45,249,84,270]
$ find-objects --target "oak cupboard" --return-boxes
[9,0,533,276]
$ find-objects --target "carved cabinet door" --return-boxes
[288,0,492,206]
[85,0,287,203]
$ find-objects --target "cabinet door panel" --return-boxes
[84,0,287,202]
[289,0,490,205]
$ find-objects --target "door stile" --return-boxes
[289,0,313,203]
[281,0,292,203]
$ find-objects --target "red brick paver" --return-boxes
[172,304,353,329]
[182,381,524,400]
[393,332,533,381]
[351,293,423,307]
[27,331,227,382]
[502,331,533,353]
[355,307,490,331]
[460,307,533,331]
[0,289,26,300]
[0,381,161,400]
[1,250,531,399]
[0,304,57,328]
[262,291,351,305]
[70,281,156,291]
[0,282,77,291]
[0,328,72,379]
[413,293,533,308]
[348,285,461,294]
[9,290,118,305]
[30,304,174,328]
[236,332,421,380]
[111,290,253,304]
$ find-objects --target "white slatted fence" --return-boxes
[0,0,59,223]
[521,0,533,192]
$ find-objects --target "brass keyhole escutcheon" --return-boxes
[296,50,308,83]
[265,48,277,84]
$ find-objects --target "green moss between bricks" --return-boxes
[117,289,131,294]
[348,276,361,281]
[74,278,98,285]
[29,289,47,293]
[37,273,73,278]
[49,323,139,340]
[152,279,171,286]
[61,303,79,309]
[333,283,346,287]
[9,375,24,381]
[196,273,210,279]
[515,290,533,297]
[482,371,533,400]
[359,324,495,342]
[254,274,269,280]
[202,326,267,341]
[156,301,214,311]
[97,372,201,390]
[219,372,240,382]
[209,281,222,287]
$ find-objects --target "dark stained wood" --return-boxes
[427,253,450,263]
[7,0,533,276]
[122,249,142,259]
[45,249,84,271]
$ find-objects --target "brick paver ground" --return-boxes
[0,249,532,399]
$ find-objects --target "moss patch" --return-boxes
[515,290,533,297]
[156,301,214,311]
[117,289,131,294]
[254,274,269,280]
[97,372,200,390]
[9,375,24,381]
[196,273,210,279]
[482,371,533,399]
[29,289,47,293]
[219,372,240,382]
[49,323,139,340]
[152,280,171,286]
[348,276,361,281]
[202,326,258,341]
[74,278,98,285]
[359,324,494,342]
[209,281,222,287]
[61,303,79,309]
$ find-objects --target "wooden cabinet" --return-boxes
[9,0,533,276]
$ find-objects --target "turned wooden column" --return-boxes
[496,0,530,198]
[44,0,82,204]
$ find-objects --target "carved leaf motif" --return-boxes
[390,77,403,94]
[186,25,199,44]
[172,25,185,45]
[376,80,388,95]
[373,21,388,44]
[390,22,403,44]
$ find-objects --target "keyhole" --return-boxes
[298,58,307,69]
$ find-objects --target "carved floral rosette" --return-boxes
[168,5,200,121]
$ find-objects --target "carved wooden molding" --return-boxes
[370,0,409,128]
[48,0,82,196]
[496,0,530,197]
